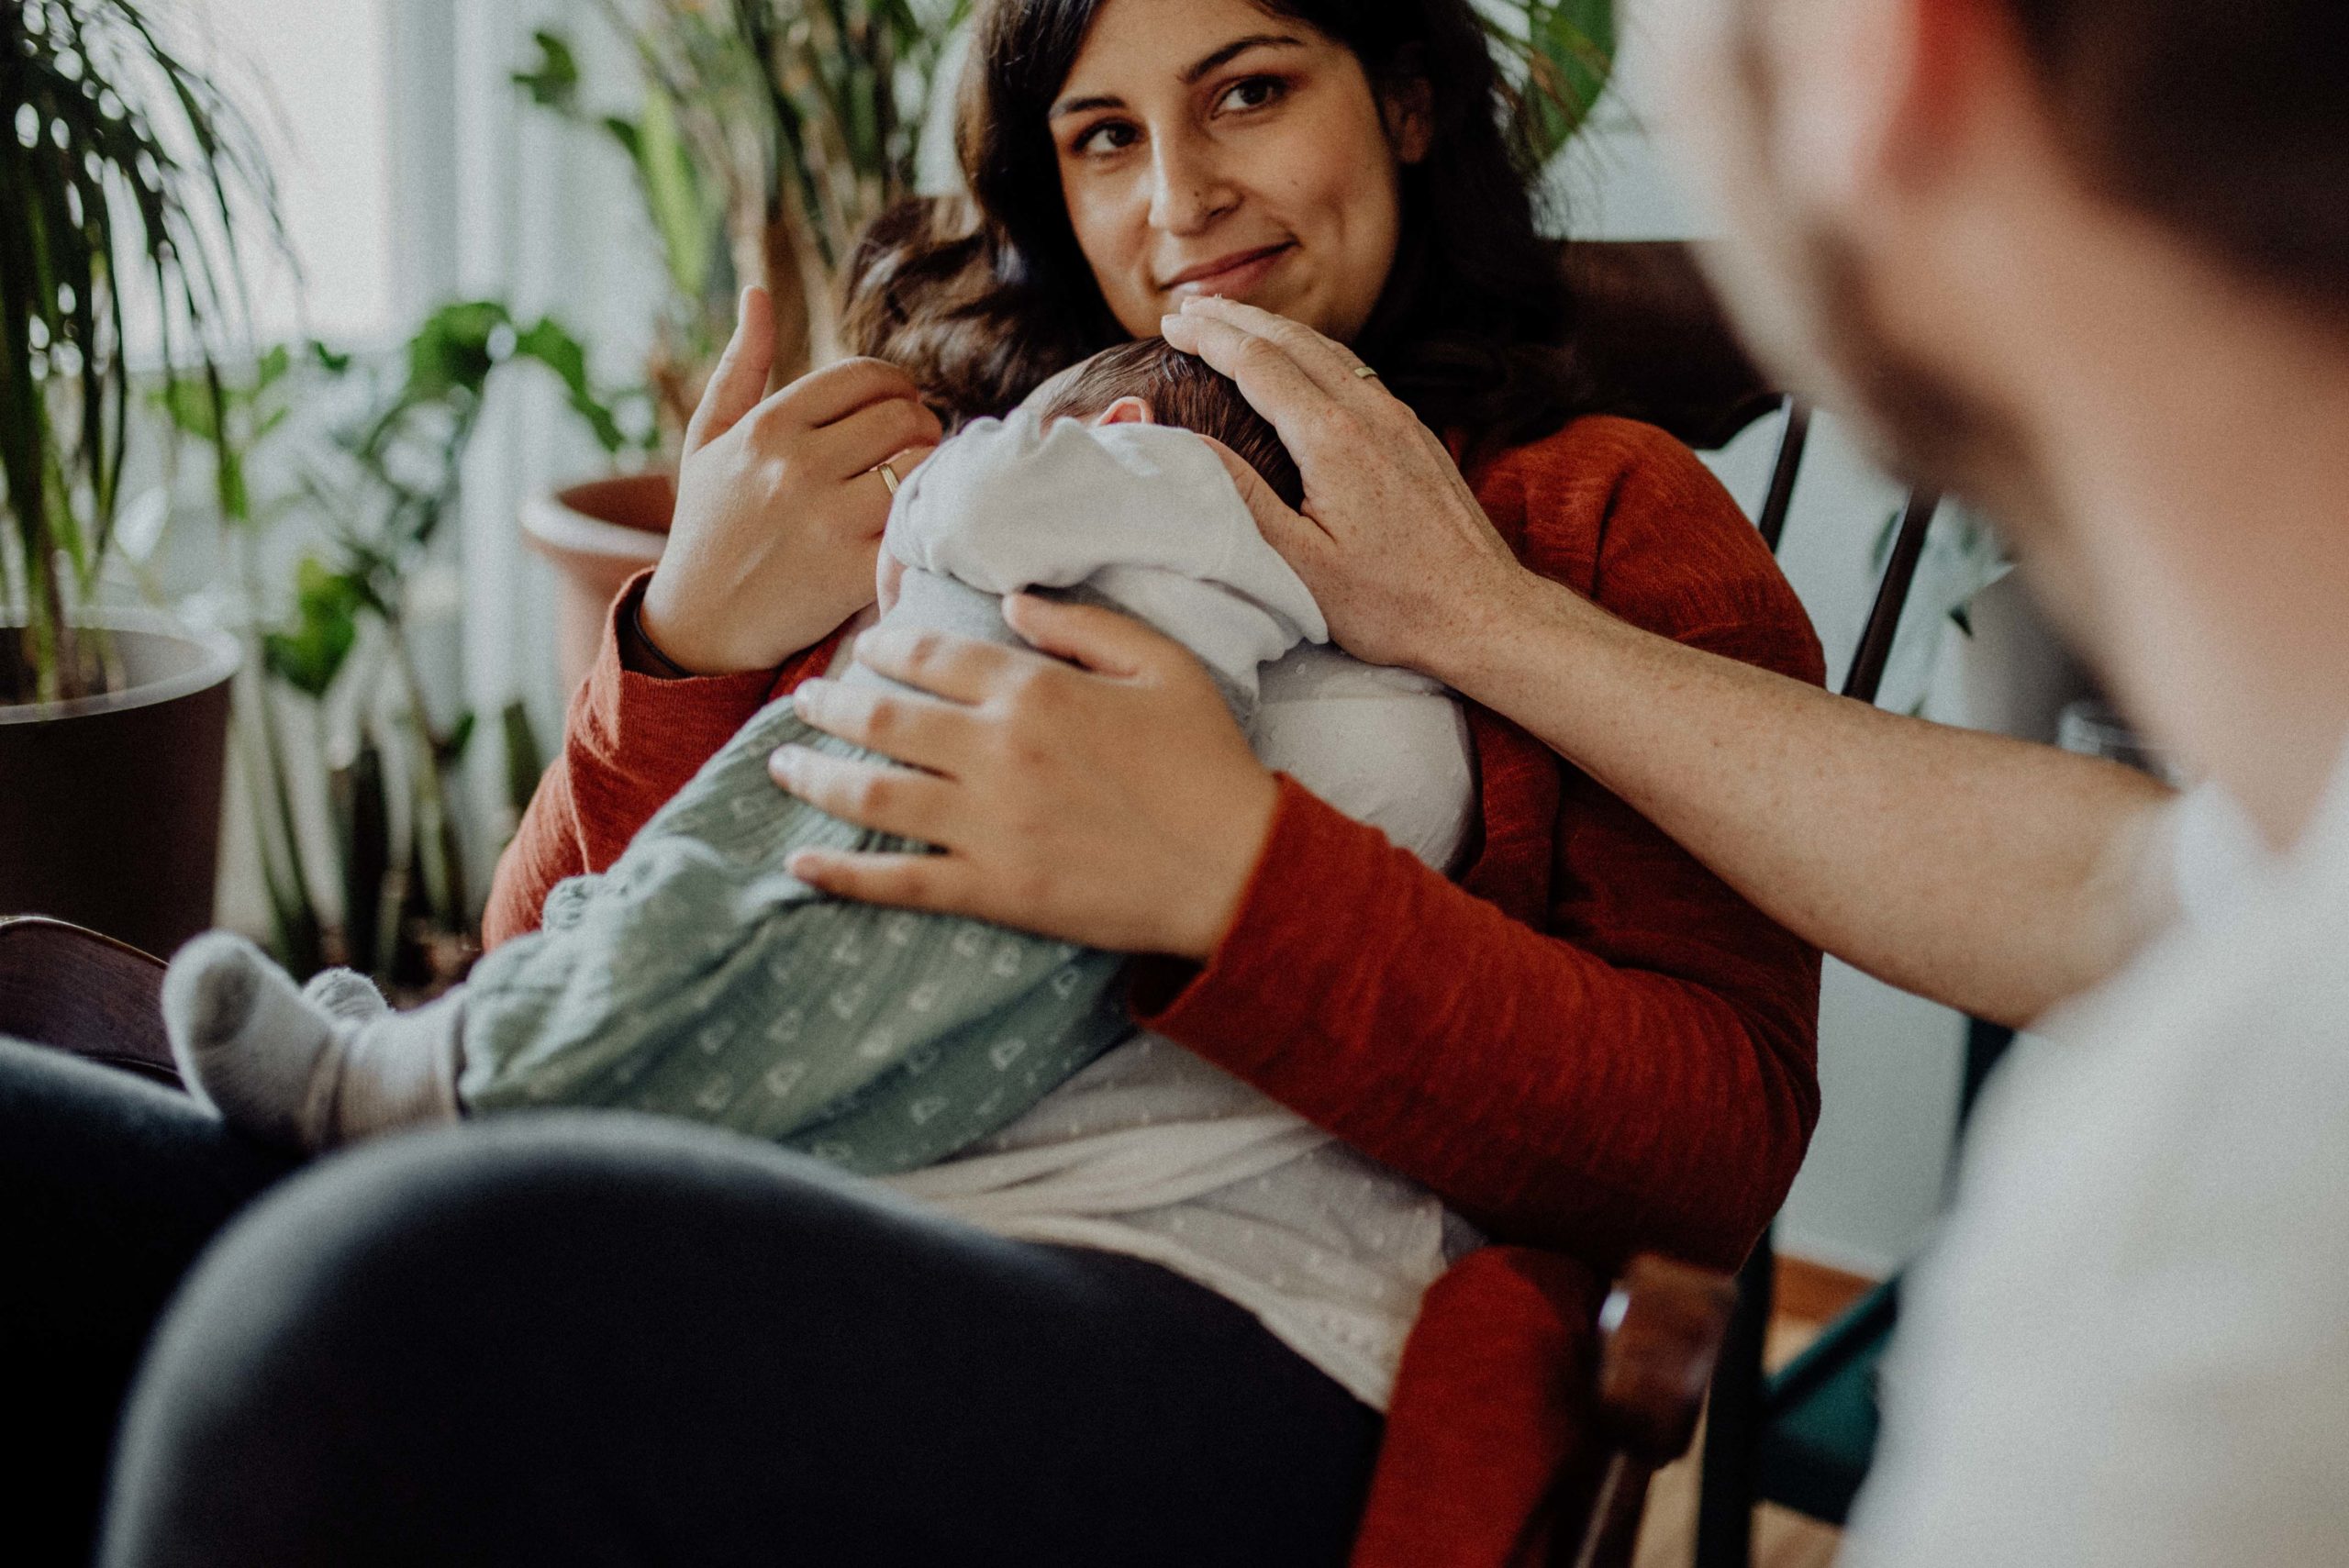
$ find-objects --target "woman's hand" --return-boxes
[640,286,942,674]
[1162,295,1534,680]
[767,596,1279,961]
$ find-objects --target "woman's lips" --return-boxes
[1160,242,1296,302]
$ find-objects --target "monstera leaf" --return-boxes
[1486,0,1619,165]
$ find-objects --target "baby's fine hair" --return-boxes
[1032,339,1305,509]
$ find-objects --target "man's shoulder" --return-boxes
[1848,871,2349,1567]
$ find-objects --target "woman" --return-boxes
[7,1,1819,1562]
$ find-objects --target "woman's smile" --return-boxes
[1157,240,1299,304]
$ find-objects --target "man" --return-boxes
[911,0,2349,1555]
[1640,0,2349,1557]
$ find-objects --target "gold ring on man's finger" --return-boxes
[874,460,901,495]
[1353,364,1380,380]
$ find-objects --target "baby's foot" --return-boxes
[304,965,391,1023]
[165,936,463,1149]
[162,932,340,1150]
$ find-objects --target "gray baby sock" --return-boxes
[304,965,390,1023]
[163,931,340,1149]
[331,993,464,1143]
[163,934,462,1151]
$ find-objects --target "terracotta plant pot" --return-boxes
[520,473,676,698]
[0,613,241,960]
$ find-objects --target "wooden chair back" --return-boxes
[1561,1256,1741,1568]
[0,916,179,1086]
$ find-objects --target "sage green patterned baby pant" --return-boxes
[455,692,1130,1177]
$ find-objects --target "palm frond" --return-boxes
[1,0,280,702]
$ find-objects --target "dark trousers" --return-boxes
[0,1038,1380,1567]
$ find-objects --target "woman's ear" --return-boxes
[1382,72,1435,165]
[1090,395,1156,426]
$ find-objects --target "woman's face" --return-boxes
[1049,0,1429,345]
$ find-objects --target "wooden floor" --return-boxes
[1631,1263,1867,1568]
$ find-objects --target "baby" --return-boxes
[165,340,1474,1174]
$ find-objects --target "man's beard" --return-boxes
[1700,8,2060,552]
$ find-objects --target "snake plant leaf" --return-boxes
[501,697,547,817]
[635,88,718,304]
[2,0,285,699]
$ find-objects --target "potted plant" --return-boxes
[512,0,970,692]
[164,303,637,993]
[1,0,273,957]
[514,0,1614,694]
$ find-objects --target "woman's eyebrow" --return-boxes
[1049,34,1308,120]
[1180,33,1306,85]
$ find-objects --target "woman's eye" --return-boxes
[1214,76,1289,115]
[1073,120,1140,156]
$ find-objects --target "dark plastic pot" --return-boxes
[0,614,241,960]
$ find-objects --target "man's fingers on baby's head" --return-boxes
[1197,437,1298,526]
[1180,295,1372,398]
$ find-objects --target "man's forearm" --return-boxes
[1433,573,2177,1026]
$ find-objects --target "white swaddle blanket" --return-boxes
[875,406,1481,1407]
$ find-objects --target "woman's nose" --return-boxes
[1145,134,1238,235]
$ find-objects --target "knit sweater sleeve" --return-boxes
[483,572,849,950]
[1137,418,1827,1271]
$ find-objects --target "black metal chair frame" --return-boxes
[1690,398,2019,1565]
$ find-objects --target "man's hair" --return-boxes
[1031,340,1306,510]
[2007,0,2349,317]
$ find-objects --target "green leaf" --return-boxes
[443,707,477,764]
[262,556,365,698]
[514,315,629,455]
[2,0,284,698]
[512,28,584,117]
[601,114,644,165]
[1486,0,1619,166]
[403,299,511,402]
[152,374,223,440]
[634,89,715,302]
[501,698,546,816]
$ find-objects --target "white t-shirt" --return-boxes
[1843,755,2349,1565]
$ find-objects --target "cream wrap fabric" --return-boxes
[885,406,1327,715]
[874,408,1483,1407]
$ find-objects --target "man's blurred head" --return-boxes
[1657,0,2349,558]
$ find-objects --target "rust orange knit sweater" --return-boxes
[485,415,1827,1560]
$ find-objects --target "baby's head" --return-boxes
[1026,339,1304,509]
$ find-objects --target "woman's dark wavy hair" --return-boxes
[843,0,1595,454]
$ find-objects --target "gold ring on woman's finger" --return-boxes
[1353,364,1380,380]
[874,460,901,495]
